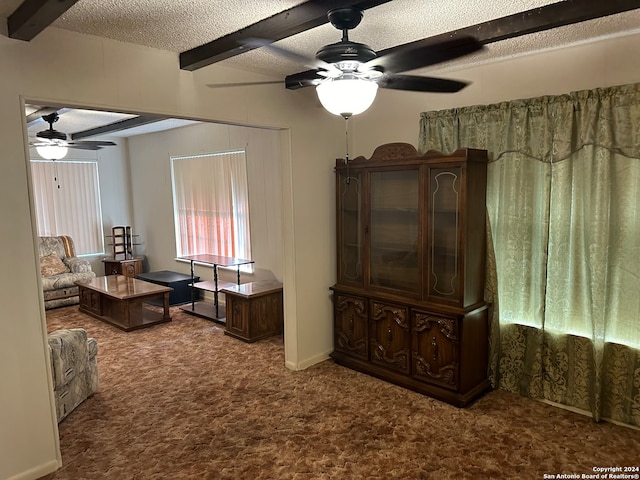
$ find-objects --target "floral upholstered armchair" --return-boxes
[38,236,96,309]
[48,328,99,422]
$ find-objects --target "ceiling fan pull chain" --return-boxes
[344,115,351,185]
[53,161,60,189]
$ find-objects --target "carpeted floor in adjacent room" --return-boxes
[45,305,640,479]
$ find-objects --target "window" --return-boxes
[30,160,105,255]
[171,150,252,267]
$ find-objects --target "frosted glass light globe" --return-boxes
[316,78,378,117]
[35,144,68,160]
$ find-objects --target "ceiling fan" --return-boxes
[209,7,484,118]
[30,112,116,159]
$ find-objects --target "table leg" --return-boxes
[189,260,195,311]
[163,292,170,321]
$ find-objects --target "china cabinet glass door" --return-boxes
[428,167,461,302]
[369,169,420,293]
[338,172,363,285]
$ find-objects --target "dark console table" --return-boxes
[136,270,199,306]
[178,254,254,323]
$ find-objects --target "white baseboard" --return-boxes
[7,459,60,480]
[285,349,332,371]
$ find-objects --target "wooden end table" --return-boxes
[102,256,144,278]
[221,281,283,342]
[76,276,173,331]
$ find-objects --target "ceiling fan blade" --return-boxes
[70,140,117,146]
[285,70,325,90]
[364,36,484,74]
[377,74,468,93]
[77,140,116,147]
[66,141,117,150]
[64,143,105,151]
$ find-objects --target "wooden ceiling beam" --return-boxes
[179,0,393,71]
[70,115,168,140]
[377,0,640,61]
[8,0,81,41]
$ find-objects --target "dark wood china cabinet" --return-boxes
[331,143,489,407]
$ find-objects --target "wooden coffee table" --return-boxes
[76,275,173,331]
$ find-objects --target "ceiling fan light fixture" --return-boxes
[316,77,378,117]
[35,144,68,160]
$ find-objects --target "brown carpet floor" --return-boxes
[46,305,640,479]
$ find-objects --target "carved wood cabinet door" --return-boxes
[225,296,248,338]
[369,301,411,374]
[411,311,460,390]
[334,294,368,361]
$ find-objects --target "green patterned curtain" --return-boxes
[419,83,640,426]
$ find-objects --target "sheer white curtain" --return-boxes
[30,160,104,255]
[171,150,251,261]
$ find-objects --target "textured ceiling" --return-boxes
[25,106,200,140]
[4,0,640,78]
[6,0,640,138]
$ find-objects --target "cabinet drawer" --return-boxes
[411,311,459,390]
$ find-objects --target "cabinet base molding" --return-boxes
[330,351,491,407]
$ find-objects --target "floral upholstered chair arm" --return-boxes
[64,257,93,273]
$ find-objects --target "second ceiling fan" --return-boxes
[209,7,484,118]
[30,112,116,160]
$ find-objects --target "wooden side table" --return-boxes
[221,281,283,343]
[102,256,144,278]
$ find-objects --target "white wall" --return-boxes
[1,23,640,480]
[126,121,284,284]
[0,27,341,480]
[351,33,640,155]
[96,139,135,234]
